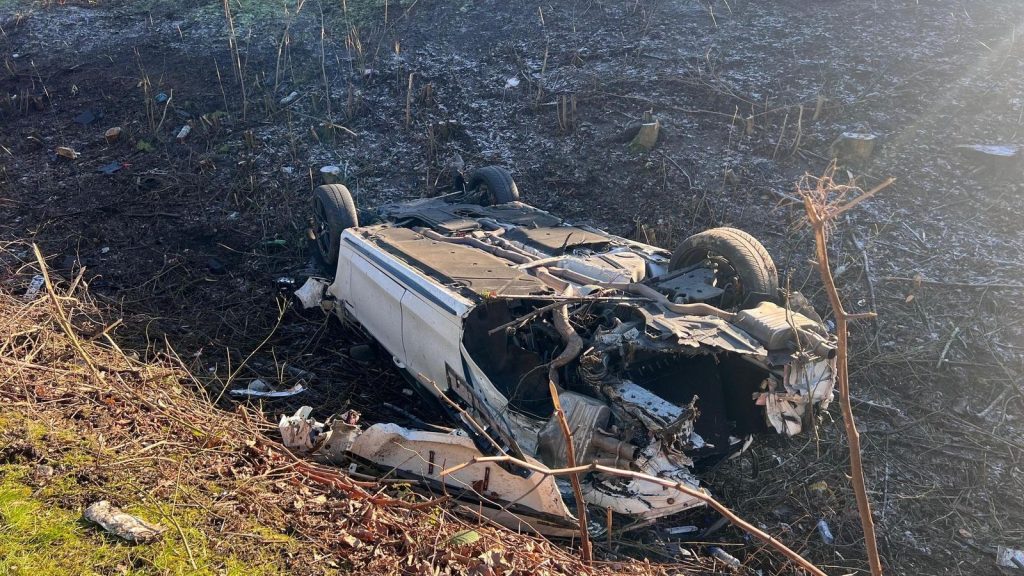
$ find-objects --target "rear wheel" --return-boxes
[312,184,358,266]
[466,166,519,205]
[669,227,778,308]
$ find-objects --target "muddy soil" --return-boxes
[2,0,1023,574]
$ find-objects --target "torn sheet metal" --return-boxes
[761,358,836,436]
[279,407,576,535]
[583,446,703,518]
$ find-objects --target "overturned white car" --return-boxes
[287,166,836,535]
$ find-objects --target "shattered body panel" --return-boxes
[294,192,837,534]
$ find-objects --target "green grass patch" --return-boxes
[0,473,292,575]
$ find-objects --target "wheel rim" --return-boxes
[681,249,744,308]
[477,182,494,205]
[313,197,333,259]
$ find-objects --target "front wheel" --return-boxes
[312,184,358,266]
[669,227,778,308]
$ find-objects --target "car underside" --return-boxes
[286,166,837,535]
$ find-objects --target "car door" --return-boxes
[400,290,463,391]
[347,256,406,363]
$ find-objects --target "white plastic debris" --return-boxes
[817,519,835,544]
[708,546,742,567]
[294,277,329,309]
[229,379,305,398]
[84,500,165,543]
[279,91,300,106]
[176,125,191,142]
[504,77,520,89]
[957,144,1018,158]
[23,274,44,301]
[997,546,1024,569]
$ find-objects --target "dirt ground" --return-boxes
[2,0,1023,574]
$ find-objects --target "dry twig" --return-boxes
[798,164,891,576]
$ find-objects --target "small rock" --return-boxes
[55,146,79,160]
[34,464,55,478]
[104,126,121,144]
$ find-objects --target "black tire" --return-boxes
[669,227,778,308]
[312,184,358,266]
[466,166,519,205]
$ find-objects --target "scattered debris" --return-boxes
[279,91,300,106]
[708,546,742,568]
[176,125,191,142]
[816,519,835,545]
[55,146,79,160]
[830,132,877,163]
[154,92,169,104]
[97,161,122,175]
[504,77,520,89]
[997,547,1024,570]
[23,274,44,301]
[229,379,305,399]
[665,525,699,536]
[279,406,576,535]
[294,277,329,309]
[104,126,121,144]
[83,500,165,543]
[955,144,1019,168]
[135,140,154,153]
